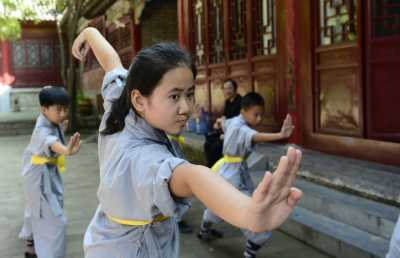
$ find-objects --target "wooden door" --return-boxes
[312,0,363,137]
[365,0,400,142]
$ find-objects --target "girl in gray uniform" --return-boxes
[72,27,303,258]
[387,215,400,258]
[198,92,294,258]
[19,86,81,258]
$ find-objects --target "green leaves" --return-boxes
[0,0,66,40]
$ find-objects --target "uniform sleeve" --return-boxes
[34,127,59,156]
[236,125,257,153]
[132,147,189,217]
[101,67,128,113]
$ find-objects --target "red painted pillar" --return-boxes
[0,41,14,85]
[285,0,301,144]
[178,0,186,48]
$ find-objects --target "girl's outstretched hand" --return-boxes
[72,29,91,61]
[246,146,302,232]
[66,132,81,155]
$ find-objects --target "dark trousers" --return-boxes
[204,131,223,168]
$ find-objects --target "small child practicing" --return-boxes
[19,86,81,258]
[72,27,302,258]
[198,92,294,258]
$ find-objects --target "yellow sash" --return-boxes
[211,155,243,173]
[106,213,169,226]
[31,155,65,173]
[168,135,185,145]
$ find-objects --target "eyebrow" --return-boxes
[169,85,195,93]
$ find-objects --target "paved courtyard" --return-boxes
[0,134,331,258]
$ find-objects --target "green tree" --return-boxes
[1,0,146,130]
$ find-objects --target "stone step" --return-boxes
[281,206,388,258]
[0,121,35,136]
[295,178,400,240]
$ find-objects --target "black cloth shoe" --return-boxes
[25,252,37,258]
[178,220,193,234]
[197,228,224,241]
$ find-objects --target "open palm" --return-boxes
[246,147,302,232]
[280,114,294,138]
[67,132,81,155]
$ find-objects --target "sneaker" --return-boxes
[178,220,193,234]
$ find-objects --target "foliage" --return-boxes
[0,0,67,40]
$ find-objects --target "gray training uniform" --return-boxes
[202,115,272,246]
[19,114,67,258]
[84,68,190,258]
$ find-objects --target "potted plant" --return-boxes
[77,93,93,116]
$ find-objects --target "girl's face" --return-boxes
[136,66,195,135]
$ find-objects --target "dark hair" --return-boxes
[241,92,265,110]
[102,42,197,135]
[39,86,70,107]
[223,79,238,91]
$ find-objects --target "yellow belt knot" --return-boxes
[168,135,185,145]
[31,155,65,173]
[106,213,169,226]
[211,155,243,173]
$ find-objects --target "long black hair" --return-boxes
[101,42,197,135]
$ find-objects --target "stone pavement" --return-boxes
[0,134,331,258]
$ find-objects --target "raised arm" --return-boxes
[72,27,123,72]
[252,114,294,143]
[169,146,302,232]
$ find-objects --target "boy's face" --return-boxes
[136,66,195,135]
[41,105,69,125]
[241,105,265,128]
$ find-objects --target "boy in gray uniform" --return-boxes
[19,87,81,258]
[198,92,294,258]
[73,27,303,258]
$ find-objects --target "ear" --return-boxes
[40,106,47,113]
[130,89,146,114]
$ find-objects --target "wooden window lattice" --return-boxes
[193,0,205,66]
[209,0,224,64]
[253,0,277,56]
[229,0,247,60]
[319,0,357,46]
[12,40,58,69]
[372,0,400,38]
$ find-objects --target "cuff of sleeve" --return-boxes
[245,129,257,151]
[44,135,59,153]
[102,67,128,88]
[152,157,189,217]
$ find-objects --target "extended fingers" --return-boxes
[287,187,303,207]
[267,147,300,196]
[253,172,273,203]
